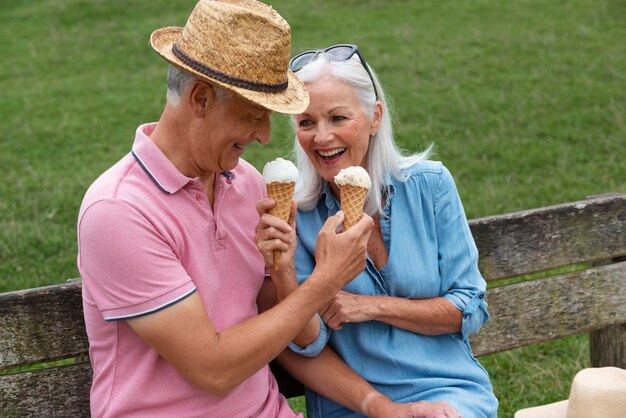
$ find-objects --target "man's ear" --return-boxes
[188,81,215,117]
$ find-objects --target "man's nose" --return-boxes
[255,113,272,145]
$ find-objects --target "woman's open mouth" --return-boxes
[317,147,346,161]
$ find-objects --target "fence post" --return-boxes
[590,324,626,369]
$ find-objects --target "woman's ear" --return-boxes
[370,100,383,136]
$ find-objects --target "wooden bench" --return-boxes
[2,194,625,416]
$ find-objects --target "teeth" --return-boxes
[234,144,245,150]
[318,148,346,157]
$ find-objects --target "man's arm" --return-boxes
[127,211,373,396]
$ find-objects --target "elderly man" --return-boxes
[77,1,459,417]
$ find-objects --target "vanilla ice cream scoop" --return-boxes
[334,166,372,189]
[263,158,299,184]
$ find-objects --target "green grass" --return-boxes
[1,0,624,416]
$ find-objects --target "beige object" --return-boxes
[339,185,368,230]
[267,182,295,270]
[334,166,371,230]
[514,367,626,418]
[149,0,308,114]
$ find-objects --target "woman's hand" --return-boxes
[320,290,374,330]
[323,290,463,335]
[368,397,461,418]
[255,198,297,272]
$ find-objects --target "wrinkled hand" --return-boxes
[371,399,462,418]
[255,198,297,270]
[313,211,373,293]
[321,290,372,330]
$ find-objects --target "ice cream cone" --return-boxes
[339,185,368,230]
[334,166,371,231]
[267,181,295,270]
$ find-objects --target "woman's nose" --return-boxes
[314,122,334,145]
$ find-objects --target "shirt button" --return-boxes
[195,193,202,201]
[479,293,485,299]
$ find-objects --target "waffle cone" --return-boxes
[339,185,368,230]
[267,182,295,270]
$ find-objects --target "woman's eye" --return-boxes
[332,115,346,122]
[299,119,313,127]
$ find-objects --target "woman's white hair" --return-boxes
[292,54,432,216]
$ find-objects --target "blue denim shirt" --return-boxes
[292,160,498,418]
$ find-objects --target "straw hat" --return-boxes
[150,0,309,114]
[514,367,626,418]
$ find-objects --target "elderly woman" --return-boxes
[258,44,498,418]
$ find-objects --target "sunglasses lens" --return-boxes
[289,52,316,72]
[325,46,356,62]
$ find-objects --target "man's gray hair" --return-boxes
[166,65,234,106]
[166,65,197,106]
[292,55,432,216]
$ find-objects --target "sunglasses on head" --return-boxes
[289,44,379,101]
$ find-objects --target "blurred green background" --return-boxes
[1,0,624,416]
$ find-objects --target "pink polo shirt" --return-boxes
[78,123,300,418]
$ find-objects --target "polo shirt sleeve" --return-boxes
[78,198,196,321]
[434,166,490,339]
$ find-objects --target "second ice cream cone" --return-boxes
[340,185,368,230]
[334,166,371,231]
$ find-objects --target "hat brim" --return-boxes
[150,26,309,114]
[514,400,569,418]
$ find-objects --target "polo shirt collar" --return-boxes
[130,123,193,194]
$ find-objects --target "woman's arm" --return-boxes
[278,348,461,418]
[321,291,462,334]
[255,198,321,347]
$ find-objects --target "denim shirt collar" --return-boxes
[321,181,340,212]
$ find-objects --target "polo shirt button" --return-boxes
[479,293,485,299]
[195,193,202,201]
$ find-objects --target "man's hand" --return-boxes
[312,211,373,293]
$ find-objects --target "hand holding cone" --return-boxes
[263,158,299,270]
[334,166,372,230]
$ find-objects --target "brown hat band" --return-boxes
[172,43,288,93]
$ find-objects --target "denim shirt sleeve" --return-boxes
[288,230,332,356]
[288,315,330,357]
[435,166,490,338]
